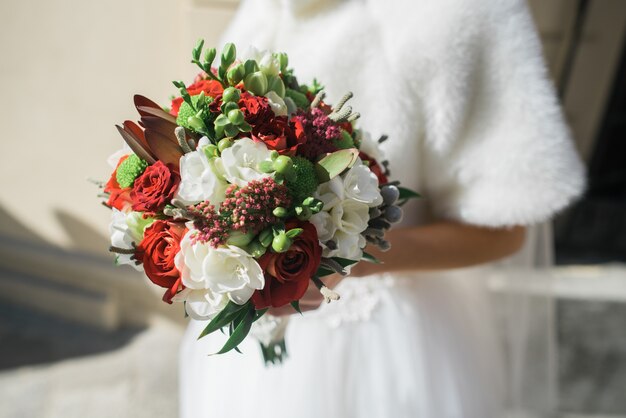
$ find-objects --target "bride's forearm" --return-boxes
[351,221,526,276]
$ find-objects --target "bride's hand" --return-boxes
[267,274,343,316]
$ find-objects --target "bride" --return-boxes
[179,0,585,416]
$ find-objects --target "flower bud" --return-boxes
[222,87,241,103]
[269,150,279,160]
[244,71,268,96]
[244,59,259,76]
[247,240,267,258]
[381,185,400,206]
[295,206,311,221]
[272,233,292,253]
[384,205,403,223]
[272,207,288,218]
[259,53,281,77]
[227,63,245,85]
[221,101,239,114]
[221,43,237,66]
[259,228,273,248]
[214,114,230,127]
[203,144,218,159]
[273,155,293,175]
[257,160,275,173]
[187,116,207,133]
[226,230,255,247]
[275,52,288,72]
[203,47,216,65]
[227,108,245,125]
[267,76,286,98]
[218,137,234,152]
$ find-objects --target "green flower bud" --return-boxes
[257,160,275,173]
[273,155,293,175]
[187,116,207,133]
[272,207,288,218]
[227,109,245,125]
[244,71,268,96]
[227,63,246,86]
[272,233,292,253]
[214,114,230,127]
[224,124,239,138]
[221,43,237,66]
[203,144,218,159]
[203,47,216,65]
[259,228,273,248]
[226,230,255,247]
[217,137,234,152]
[222,87,241,103]
[275,52,289,72]
[221,101,239,114]
[267,76,286,98]
[295,206,312,221]
[246,240,267,258]
[244,59,259,76]
[285,88,310,110]
[269,150,279,160]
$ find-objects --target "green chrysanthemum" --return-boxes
[116,154,149,188]
[333,129,355,150]
[286,156,318,204]
[176,94,214,130]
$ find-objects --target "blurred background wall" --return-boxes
[0,0,625,417]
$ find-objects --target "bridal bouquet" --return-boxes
[101,41,418,362]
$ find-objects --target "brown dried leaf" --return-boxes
[145,130,183,169]
[115,125,156,164]
[142,116,178,145]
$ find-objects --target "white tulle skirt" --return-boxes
[179,270,517,418]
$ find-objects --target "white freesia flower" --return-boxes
[109,209,153,271]
[358,131,385,163]
[243,46,281,77]
[309,211,336,243]
[265,91,288,116]
[176,147,228,206]
[330,199,370,235]
[175,232,265,305]
[172,287,228,320]
[342,160,383,207]
[324,230,366,260]
[220,137,274,187]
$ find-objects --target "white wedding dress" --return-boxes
[180,0,585,417]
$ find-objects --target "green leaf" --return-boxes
[285,228,303,239]
[291,300,302,315]
[315,266,334,277]
[362,252,382,264]
[398,187,421,200]
[197,301,248,339]
[331,257,359,268]
[215,306,255,355]
[315,149,359,182]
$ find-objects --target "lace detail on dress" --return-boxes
[308,275,395,328]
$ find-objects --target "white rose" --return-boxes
[175,148,228,206]
[109,209,153,270]
[220,137,274,187]
[172,287,228,320]
[175,232,265,305]
[342,161,383,207]
[324,230,366,260]
[265,91,288,116]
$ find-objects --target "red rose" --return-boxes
[238,92,273,126]
[170,79,224,116]
[252,220,322,309]
[137,220,186,303]
[131,161,180,213]
[252,116,302,156]
[104,155,133,211]
[359,152,388,185]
